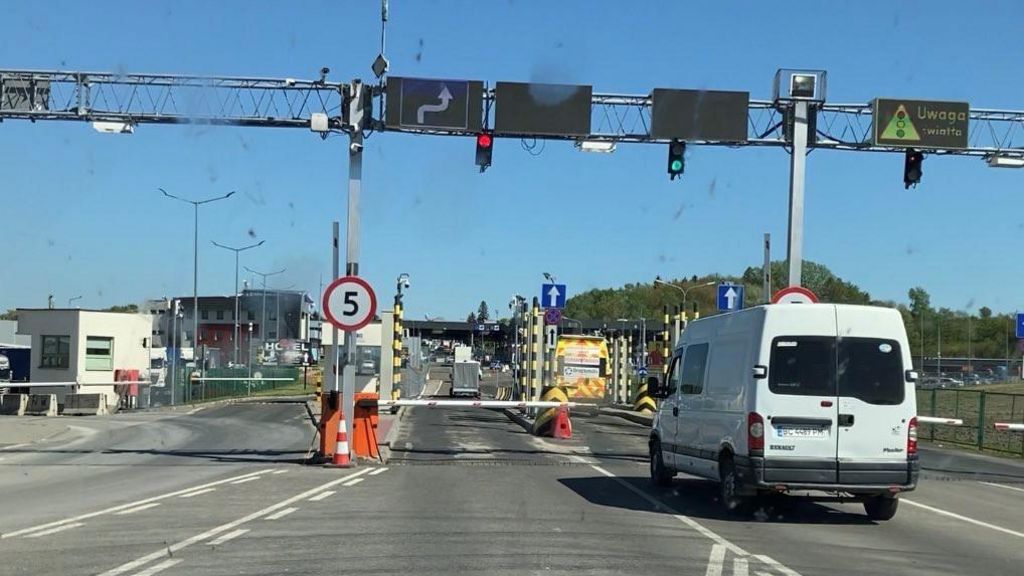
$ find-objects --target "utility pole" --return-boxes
[786,100,809,287]
[212,240,264,366]
[161,188,236,378]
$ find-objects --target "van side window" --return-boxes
[769,337,836,396]
[665,355,682,395]
[679,343,709,395]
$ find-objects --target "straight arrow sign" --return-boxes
[547,285,561,308]
[724,287,737,310]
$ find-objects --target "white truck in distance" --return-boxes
[648,303,919,520]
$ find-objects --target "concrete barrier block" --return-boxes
[25,394,58,417]
[63,393,108,416]
[1,394,29,416]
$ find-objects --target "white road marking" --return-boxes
[3,469,271,539]
[271,469,289,475]
[902,498,1024,539]
[368,467,389,476]
[24,522,85,538]
[733,557,749,576]
[186,406,205,415]
[754,572,773,576]
[230,476,260,485]
[589,465,801,574]
[98,468,371,576]
[115,503,162,515]
[342,478,364,487]
[265,507,298,520]
[980,481,1024,494]
[178,488,216,499]
[753,555,801,576]
[130,559,182,576]
[705,544,726,576]
[308,490,336,501]
[208,528,249,546]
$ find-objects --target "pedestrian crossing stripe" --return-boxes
[880,104,921,141]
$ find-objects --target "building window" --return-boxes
[40,335,71,369]
[216,310,225,320]
[201,309,209,320]
[269,331,277,339]
[85,336,114,371]
[248,311,255,321]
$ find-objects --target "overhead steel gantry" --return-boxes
[3,69,1024,158]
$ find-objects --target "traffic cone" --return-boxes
[332,412,351,467]
[552,406,572,439]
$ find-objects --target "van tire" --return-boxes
[719,458,755,516]
[863,495,899,521]
[650,440,673,487]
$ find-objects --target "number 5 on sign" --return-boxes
[323,276,377,331]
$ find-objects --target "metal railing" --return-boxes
[916,387,1024,455]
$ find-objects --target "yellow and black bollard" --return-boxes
[533,385,570,435]
[392,301,403,402]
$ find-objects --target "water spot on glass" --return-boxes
[707,177,716,199]
[415,38,424,63]
[47,239,55,247]
[248,228,258,238]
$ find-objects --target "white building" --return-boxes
[16,309,154,408]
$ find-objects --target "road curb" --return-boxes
[503,408,535,433]
[599,407,653,427]
[377,406,406,464]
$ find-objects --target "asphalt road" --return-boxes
[2,388,1023,575]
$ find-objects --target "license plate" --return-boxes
[776,426,828,438]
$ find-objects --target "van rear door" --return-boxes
[835,307,915,485]
[763,311,839,484]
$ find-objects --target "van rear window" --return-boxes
[769,337,835,396]
[838,338,904,405]
[768,336,906,404]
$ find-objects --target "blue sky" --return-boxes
[2,0,1024,320]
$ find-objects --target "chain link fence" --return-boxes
[148,366,304,406]
[916,387,1024,456]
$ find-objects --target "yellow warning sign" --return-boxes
[880,104,920,141]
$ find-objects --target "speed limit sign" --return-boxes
[323,276,377,331]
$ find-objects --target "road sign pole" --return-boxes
[786,100,808,287]
[331,222,340,395]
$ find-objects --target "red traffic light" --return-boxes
[476,133,492,149]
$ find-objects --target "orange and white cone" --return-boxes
[333,412,351,467]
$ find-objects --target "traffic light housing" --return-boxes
[904,148,924,189]
[668,139,685,180]
[475,132,493,170]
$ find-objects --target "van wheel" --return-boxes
[863,495,899,521]
[650,440,673,487]
[719,458,755,515]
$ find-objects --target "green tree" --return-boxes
[466,312,477,324]
[0,309,17,320]
[476,301,490,322]
[105,304,139,313]
[907,287,931,317]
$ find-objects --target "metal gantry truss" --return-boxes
[3,69,1024,158]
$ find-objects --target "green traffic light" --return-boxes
[670,160,683,172]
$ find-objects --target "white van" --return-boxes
[648,303,919,520]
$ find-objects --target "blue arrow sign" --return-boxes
[717,284,744,312]
[638,366,648,377]
[1016,313,1024,339]
[541,283,567,309]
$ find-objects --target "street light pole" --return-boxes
[160,188,235,378]
[68,295,82,307]
[212,240,264,366]
[654,277,716,314]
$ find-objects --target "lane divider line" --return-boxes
[265,507,298,521]
[733,557,749,576]
[589,464,801,574]
[308,491,336,502]
[705,544,726,576]
[97,468,371,576]
[271,469,289,475]
[342,478,364,487]
[0,443,31,452]
[230,476,260,485]
[2,469,271,539]
[178,488,216,499]
[902,498,1024,539]
[115,503,162,516]
[368,467,389,476]
[24,522,84,538]
[129,558,182,576]
[208,528,249,546]
[979,481,1024,494]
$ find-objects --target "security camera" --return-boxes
[402,279,411,289]
[320,67,330,76]
[284,78,297,87]
[349,141,363,153]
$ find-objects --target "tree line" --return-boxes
[565,260,1017,360]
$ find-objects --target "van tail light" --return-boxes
[907,417,918,456]
[748,412,765,453]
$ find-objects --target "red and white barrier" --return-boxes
[374,399,578,409]
[917,416,963,426]
[994,422,1024,432]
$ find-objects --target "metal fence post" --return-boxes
[977,391,986,451]
[929,388,936,442]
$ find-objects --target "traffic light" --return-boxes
[475,132,493,170]
[667,139,685,180]
[904,148,924,189]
